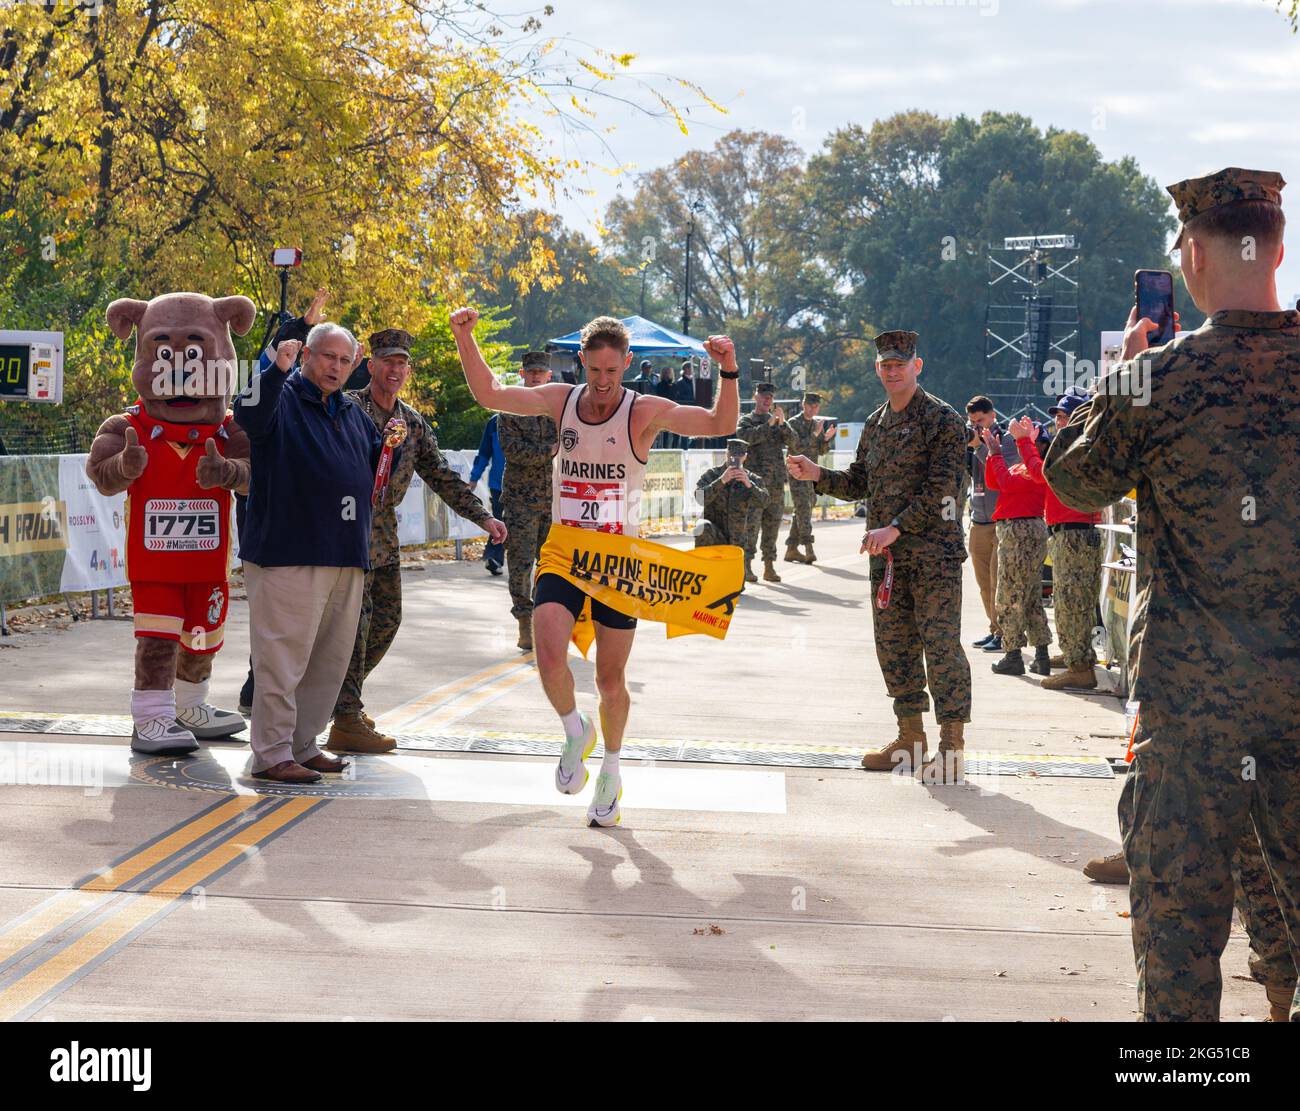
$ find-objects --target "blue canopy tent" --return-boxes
[547,315,707,357]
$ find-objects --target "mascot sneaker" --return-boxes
[586,772,623,828]
[176,701,245,740]
[132,717,200,756]
[555,712,597,795]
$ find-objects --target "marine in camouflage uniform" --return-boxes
[737,382,796,582]
[499,351,557,649]
[784,391,837,564]
[1047,529,1102,667]
[1044,167,1300,1021]
[330,329,494,749]
[808,330,971,780]
[695,439,767,585]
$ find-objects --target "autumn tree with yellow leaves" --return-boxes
[0,0,721,442]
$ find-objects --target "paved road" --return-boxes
[0,521,1268,1020]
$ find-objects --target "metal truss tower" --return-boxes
[984,234,1080,419]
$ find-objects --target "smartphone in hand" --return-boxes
[1134,269,1175,346]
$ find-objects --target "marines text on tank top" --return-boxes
[552,385,647,536]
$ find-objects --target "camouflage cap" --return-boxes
[1167,167,1285,248]
[520,350,551,372]
[726,438,749,454]
[368,328,415,359]
[874,330,919,361]
[802,391,823,405]
[754,382,775,395]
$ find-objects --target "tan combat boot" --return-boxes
[1265,982,1294,1022]
[803,542,816,564]
[517,616,533,651]
[1040,666,1097,690]
[763,560,782,583]
[327,711,397,754]
[861,716,928,771]
[744,562,759,584]
[1082,850,1129,884]
[783,543,807,564]
[918,721,965,784]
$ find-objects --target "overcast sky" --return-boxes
[526,0,1300,308]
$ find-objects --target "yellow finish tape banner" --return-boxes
[537,524,744,656]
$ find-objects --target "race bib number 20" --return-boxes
[143,498,221,551]
[559,480,626,534]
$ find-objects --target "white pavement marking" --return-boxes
[0,740,787,814]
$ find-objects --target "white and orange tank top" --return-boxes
[552,385,647,537]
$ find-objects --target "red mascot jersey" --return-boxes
[123,404,234,584]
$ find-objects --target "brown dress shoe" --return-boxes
[252,760,322,784]
[1082,850,1129,884]
[301,753,350,774]
[327,712,397,754]
[861,716,928,771]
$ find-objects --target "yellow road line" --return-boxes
[0,796,323,1022]
[0,797,259,965]
[376,657,534,732]
[403,667,541,733]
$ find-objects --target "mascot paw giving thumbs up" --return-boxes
[86,292,254,755]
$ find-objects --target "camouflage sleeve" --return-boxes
[1043,367,1148,512]
[413,418,492,526]
[814,428,870,501]
[747,472,768,500]
[777,420,797,450]
[896,408,965,536]
[737,412,774,449]
[499,414,556,465]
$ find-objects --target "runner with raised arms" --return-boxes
[450,310,740,826]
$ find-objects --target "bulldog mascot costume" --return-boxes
[86,292,255,755]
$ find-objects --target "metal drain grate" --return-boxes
[0,712,1114,778]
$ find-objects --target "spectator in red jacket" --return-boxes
[1028,389,1105,690]
[984,416,1051,677]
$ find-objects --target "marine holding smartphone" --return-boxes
[1045,166,1300,1022]
[694,438,768,588]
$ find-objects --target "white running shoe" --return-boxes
[176,702,246,740]
[555,712,597,795]
[586,771,623,828]
[131,717,200,756]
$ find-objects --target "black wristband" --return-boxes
[719,369,739,379]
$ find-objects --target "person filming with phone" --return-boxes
[1045,167,1300,1022]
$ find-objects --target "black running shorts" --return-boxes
[534,573,638,630]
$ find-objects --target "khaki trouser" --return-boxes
[244,562,364,772]
[968,521,999,636]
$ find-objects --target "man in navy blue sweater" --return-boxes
[233,324,400,784]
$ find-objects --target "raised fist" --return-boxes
[450,307,480,336]
[305,287,329,326]
[120,425,148,481]
[703,335,737,372]
[786,454,821,482]
[275,339,303,371]
[196,438,235,490]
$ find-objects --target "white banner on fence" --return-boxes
[396,472,427,547]
[441,450,489,541]
[57,454,128,592]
